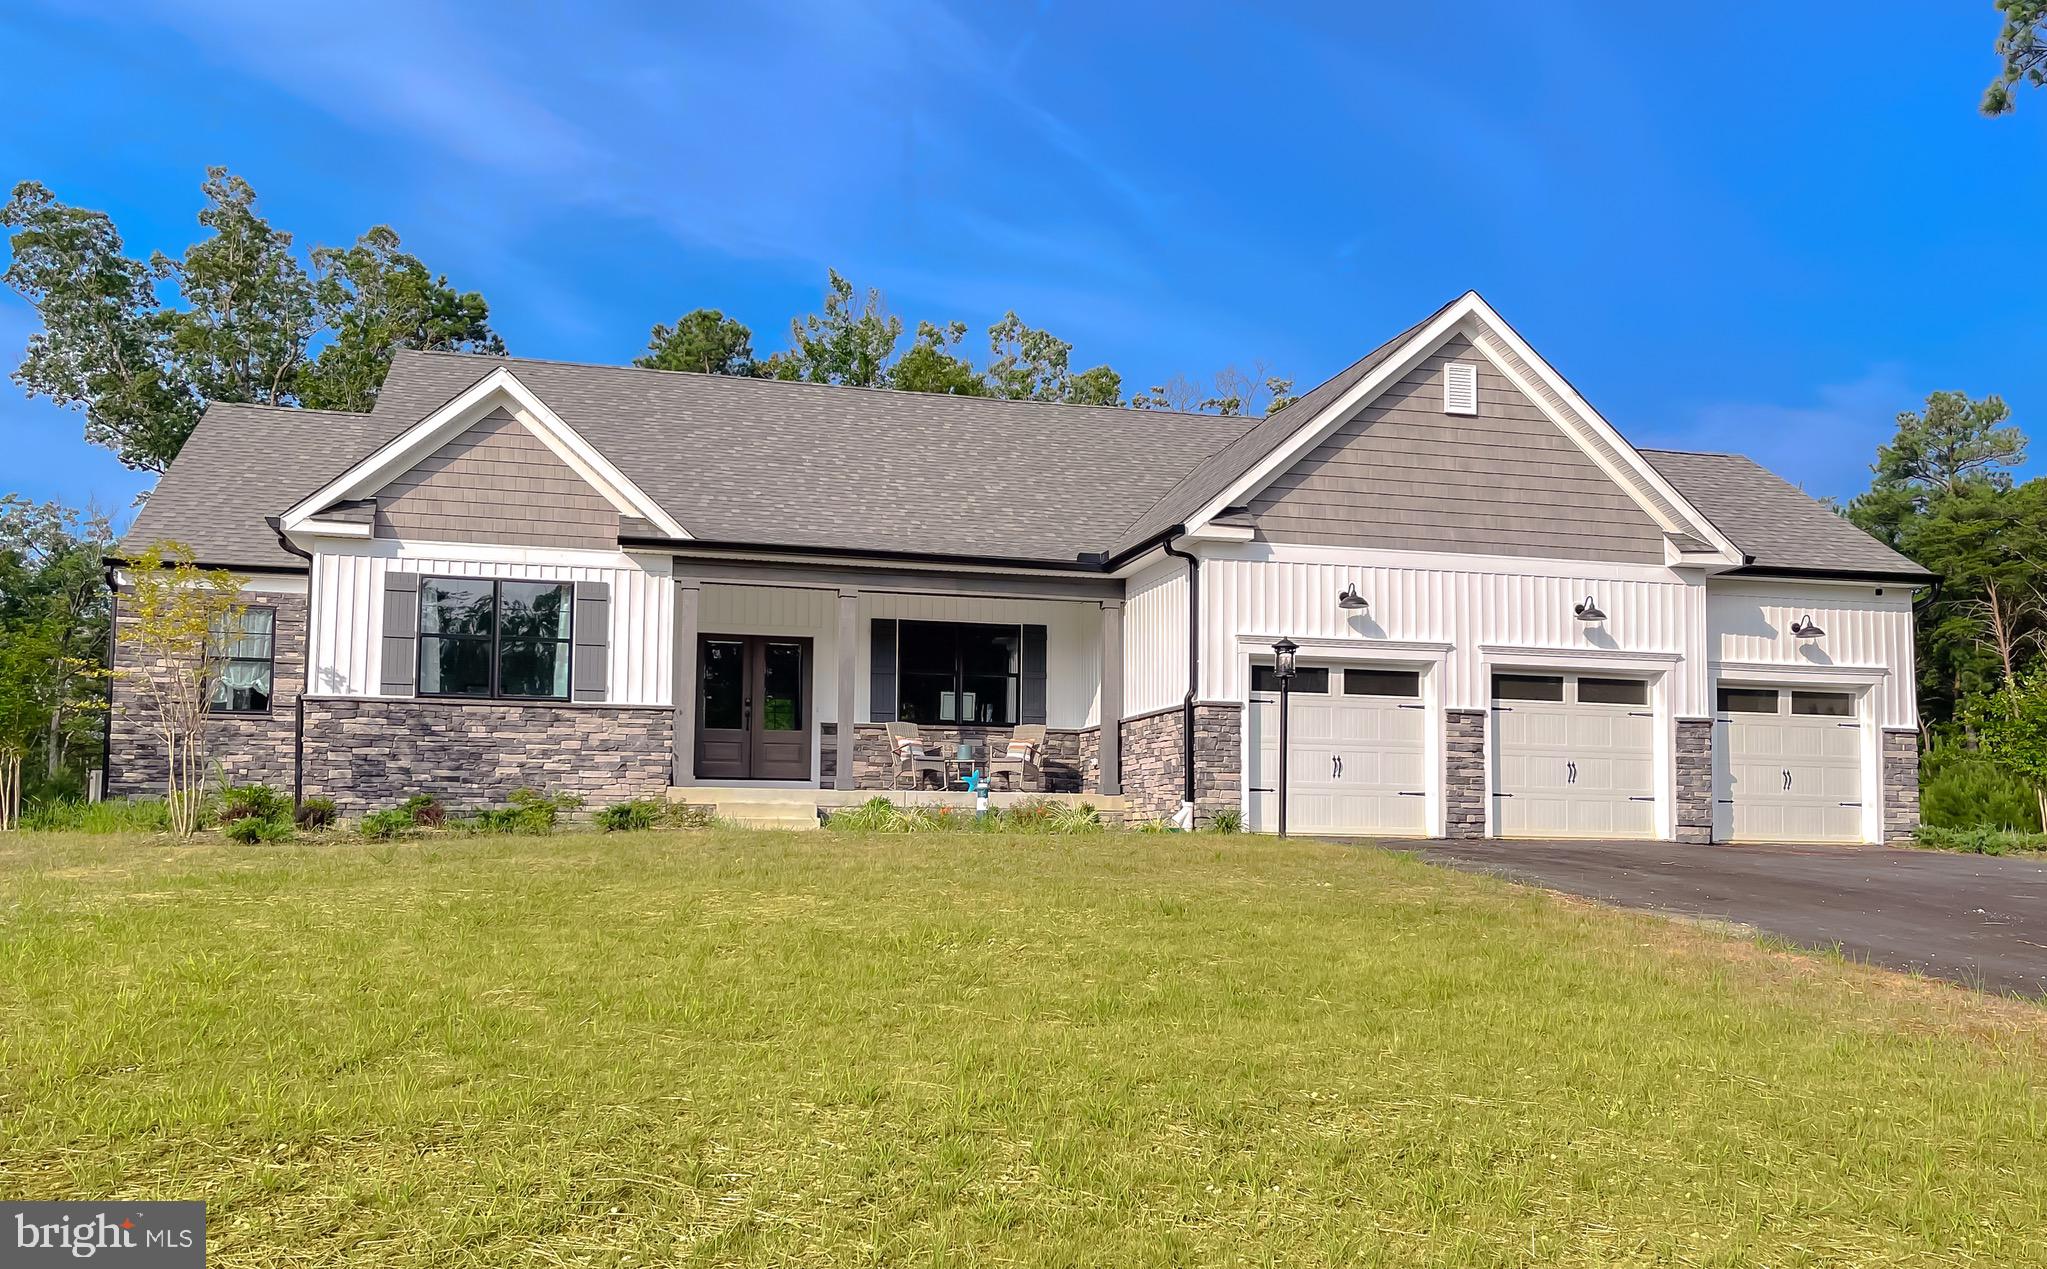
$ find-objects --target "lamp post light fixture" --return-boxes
[1573,595,1607,623]
[1790,616,1825,640]
[1271,636,1299,838]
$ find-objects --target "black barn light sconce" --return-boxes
[1573,596,1607,623]
[1790,616,1825,640]
[1337,583,1369,612]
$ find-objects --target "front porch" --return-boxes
[670,784,1126,830]
[666,556,1128,799]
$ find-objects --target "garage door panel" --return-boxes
[1248,675,1429,838]
[1718,705,1863,844]
[1493,684,1656,841]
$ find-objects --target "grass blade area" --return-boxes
[2,830,2044,1264]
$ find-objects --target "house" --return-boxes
[106,292,1929,843]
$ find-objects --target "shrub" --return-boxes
[1045,802,1103,834]
[400,794,447,828]
[20,797,172,834]
[826,796,915,832]
[294,797,338,831]
[359,808,416,841]
[1914,825,2047,855]
[1131,817,1175,834]
[1205,807,1244,834]
[464,788,582,835]
[224,816,293,844]
[595,798,666,832]
[1921,742,2041,832]
[215,783,290,825]
[1002,797,1060,830]
[669,803,719,830]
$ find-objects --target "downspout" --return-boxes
[1161,533,1200,829]
[265,517,313,809]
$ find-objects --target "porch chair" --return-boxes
[986,725,1047,792]
[886,722,947,790]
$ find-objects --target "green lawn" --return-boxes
[3,830,2044,1265]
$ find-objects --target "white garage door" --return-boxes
[1493,673,1657,838]
[1248,665,1429,837]
[1714,686,1863,843]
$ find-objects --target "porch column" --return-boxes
[1098,598,1123,796]
[671,578,701,785]
[835,588,859,790]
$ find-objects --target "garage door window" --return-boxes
[1493,674,1564,701]
[1717,686,1780,714]
[1344,668,1421,698]
[1791,690,1855,717]
[1253,664,1328,693]
[1577,677,1648,706]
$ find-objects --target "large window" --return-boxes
[898,620,1019,725]
[207,607,275,713]
[418,578,573,700]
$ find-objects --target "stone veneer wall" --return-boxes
[1882,729,1921,844]
[1675,719,1713,844]
[1117,703,1242,826]
[820,723,1094,793]
[301,698,672,813]
[109,588,307,799]
[1444,709,1487,839]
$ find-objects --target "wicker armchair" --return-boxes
[886,723,947,790]
[985,725,1047,791]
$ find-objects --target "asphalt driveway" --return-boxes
[1398,838,2047,997]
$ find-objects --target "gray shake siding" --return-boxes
[373,407,620,549]
[109,589,306,798]
[1246,334,1667,563]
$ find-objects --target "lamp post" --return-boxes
[1271,636,1299,838]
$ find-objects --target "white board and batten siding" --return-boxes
[1121,556,1190,716]
[307,541,674,706]
[1198,542,1708,716]
[1706,583,1917,730]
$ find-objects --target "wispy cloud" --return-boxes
[1646,367,1916,501]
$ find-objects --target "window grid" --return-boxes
[417,577,574,702]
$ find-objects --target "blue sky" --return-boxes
[3,1,2042,534]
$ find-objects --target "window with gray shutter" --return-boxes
[572,581,610,702]
[870,618,897,722]
[1019,624,1047,725]
[380,572,420,695]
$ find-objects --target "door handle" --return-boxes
[1782,769,1790,791]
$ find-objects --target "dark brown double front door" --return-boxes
[696,635,812,781]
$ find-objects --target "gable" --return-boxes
[1245,334,1668,563]
[373,407,620,549]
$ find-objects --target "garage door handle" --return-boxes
[1629,796,1655,802]
[1782,769,1791,790]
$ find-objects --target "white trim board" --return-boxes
[1183,293,1741,565]
[1712,661,1889,686]
[280,367,689,540]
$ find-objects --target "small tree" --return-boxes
[1969,668,2047,830]
[118,542,246,835]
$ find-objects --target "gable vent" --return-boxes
[1443,362,1479,415]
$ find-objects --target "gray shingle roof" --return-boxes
[365,350,1249,564]
[116,330,1930,586]
[1639,449,1930,580]
[119,403,383,569]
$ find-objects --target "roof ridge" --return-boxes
[401,348,1244,426]
[202,400,373,420]
[1638,445,1753,461]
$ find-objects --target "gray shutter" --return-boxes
[1020,624,1048,725]
[380,572,420,696]
[572,581,610,702]
[870,618,898,722]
